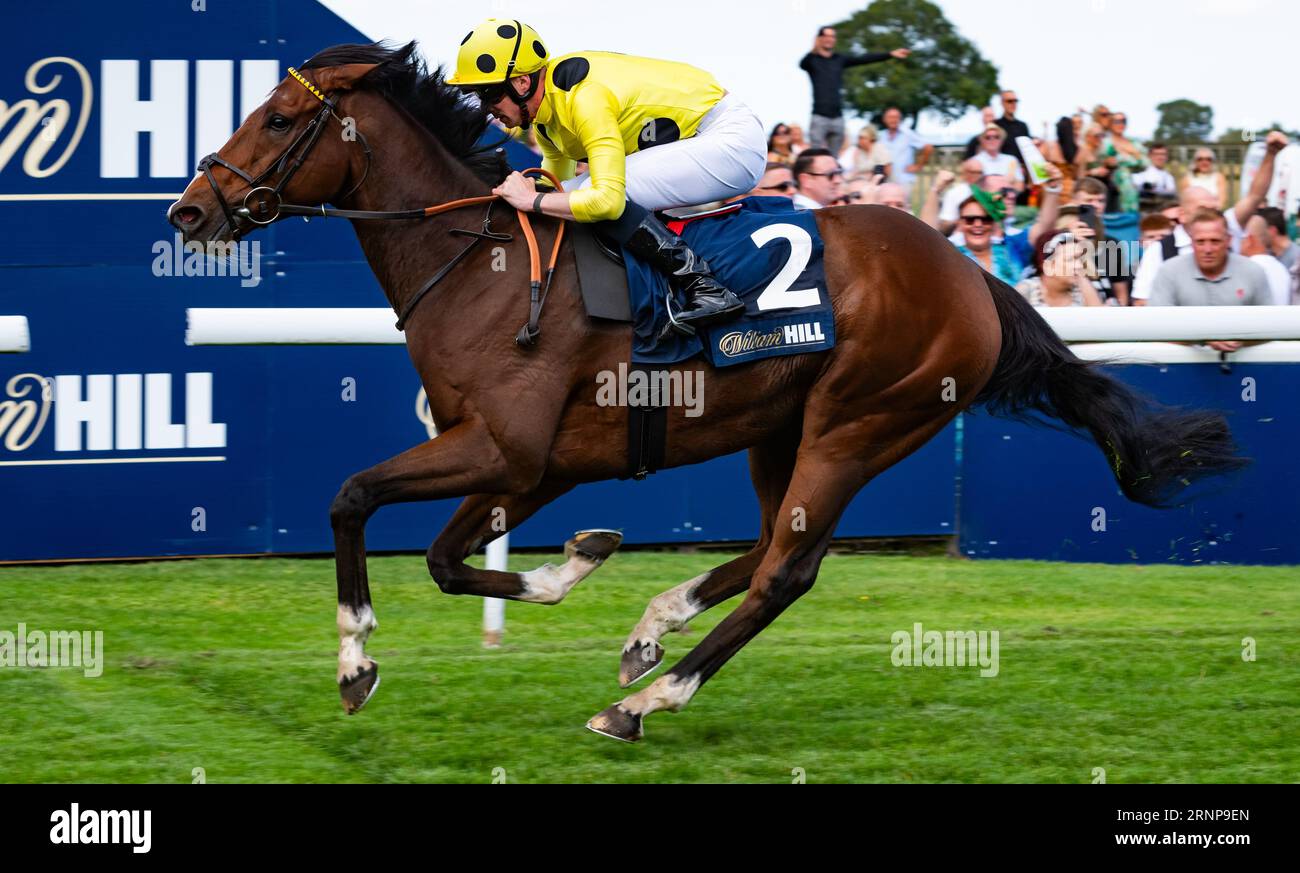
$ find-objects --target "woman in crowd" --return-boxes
[1016,231,1104,307]
[788,124,810,157]
[953,191,1024,285]
[1075,124,1117,209]
[841,124,893,180]
[1181,148,1229,210]
[950,163,1063,286]
[767,123,797,166]
[1103,111,1147,213]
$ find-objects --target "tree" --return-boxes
[835,0,999,129]
[1153,99,1214,142]
[1217,122,1300,144]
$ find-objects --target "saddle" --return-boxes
[572,202,740,323]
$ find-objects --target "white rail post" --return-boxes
[483,534,509,648]
[0,316,30,353]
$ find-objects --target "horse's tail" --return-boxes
[972,271,1249,507]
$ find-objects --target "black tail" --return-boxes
[973,273,1250,507]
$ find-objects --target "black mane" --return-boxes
[302,41,507,185]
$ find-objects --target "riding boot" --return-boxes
[621,211,745,336]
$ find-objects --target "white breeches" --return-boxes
[562,93,768,212]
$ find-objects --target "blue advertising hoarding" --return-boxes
[1,1,1292,565]
[0,0,955,561]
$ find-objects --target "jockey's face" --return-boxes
[477,73,541,128]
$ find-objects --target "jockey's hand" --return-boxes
[890,48,911,59]
[492,171,538,211]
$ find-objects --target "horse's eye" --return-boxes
[267,114,291,132]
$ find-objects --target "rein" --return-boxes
[195,66,565,346]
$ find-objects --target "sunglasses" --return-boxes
[982,134,1002,141]
[960,215,994,226]
[774,128,791,136]
[759,181,795,192]
[1004,98,1019,104]
[1113,117,1127,124]
[469,83,512,106]
[804,169,844,180]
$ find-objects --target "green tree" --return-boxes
[835,0,999,128]
[1217,122,1300,144]
[1153,99,1214,142]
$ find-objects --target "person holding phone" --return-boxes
[1070,177,1132,305]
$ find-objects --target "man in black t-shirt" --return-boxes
[993,91,1032,177]
[799,25,911,157]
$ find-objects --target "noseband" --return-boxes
[196,66,371,238]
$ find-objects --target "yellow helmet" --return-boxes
[447,18,549,87]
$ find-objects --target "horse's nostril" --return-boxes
[173,206,204,226]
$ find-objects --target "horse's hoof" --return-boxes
[339,662,380,714]
[586,704,643,743]
[619,640,663,688]
[567,529,622,563]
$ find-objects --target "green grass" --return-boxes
[1,552,1297,783]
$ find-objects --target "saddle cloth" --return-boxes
[577,196,837,367]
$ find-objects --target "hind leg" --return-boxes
[589,402,962,742]
[619,434,798,686]
[426,484,622,604]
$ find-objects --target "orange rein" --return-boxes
[420,167,566,286]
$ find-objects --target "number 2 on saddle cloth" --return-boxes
[622,196,836,368]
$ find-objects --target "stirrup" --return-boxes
[660,286,697,339]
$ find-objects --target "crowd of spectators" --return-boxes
[755,23,1300,327]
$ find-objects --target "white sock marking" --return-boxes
[337,603,377,682]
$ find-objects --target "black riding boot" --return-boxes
[621,211,744,335]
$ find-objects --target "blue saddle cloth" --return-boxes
[624,196,836,367]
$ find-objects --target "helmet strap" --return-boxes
[511,71,541,131]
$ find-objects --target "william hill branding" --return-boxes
[706,315,835,367]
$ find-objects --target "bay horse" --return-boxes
[168,42,1245,743]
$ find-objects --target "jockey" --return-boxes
[448,18,769,333]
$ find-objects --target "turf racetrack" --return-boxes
[2,552,1296,783]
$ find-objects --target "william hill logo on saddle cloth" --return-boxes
[716,320,828,359]
[623,197,836,367]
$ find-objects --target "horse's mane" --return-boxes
[301,40,507,185]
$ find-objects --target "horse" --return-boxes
[167,42,1246,743]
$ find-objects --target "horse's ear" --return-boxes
[313,63,379,92]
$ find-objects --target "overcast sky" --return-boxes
[320,0,1293,143]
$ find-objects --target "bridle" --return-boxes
[193,66,564,345]
[196,67,372,239]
